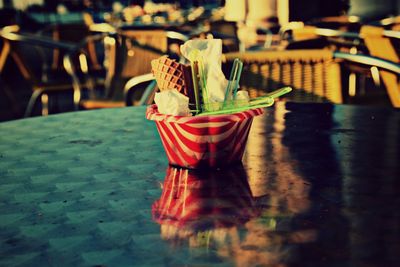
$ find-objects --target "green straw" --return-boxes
[223,58,243,106]
[198,99,274,116]
[232,60,243,100]
[198,58,209,109]
[250,87,292,105]
[223,58,238,103]
[266,86,292,98]
[197,87,292,116]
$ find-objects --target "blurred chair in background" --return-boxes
[118,29,168,80]
[123,73,156,106]
[334,51,400,104]
[63,33,112,110]
[37,23,92,73]
[115,28,188,106]
[0,25,76,117]
[280,22,400,107]
[223,49,400,106]
[360,25,400,107]
[66,16,191,109]
[63,31,165,110]
[223,49,343,104]
[281,22,364,52]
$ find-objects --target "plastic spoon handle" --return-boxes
[198,100,274,116]
[232,60,243,99]
[266,87,292,99]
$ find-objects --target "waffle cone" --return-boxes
[151,56,196,105]
[151,56,185,92]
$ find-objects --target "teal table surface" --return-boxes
[0,103,399,267]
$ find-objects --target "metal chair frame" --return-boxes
[0,25,76,117]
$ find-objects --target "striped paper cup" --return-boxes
[146,104,264,169]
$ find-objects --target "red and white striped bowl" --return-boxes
[146,104,264,169]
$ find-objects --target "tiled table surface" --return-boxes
[0,103,399,267]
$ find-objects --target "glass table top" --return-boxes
[0,103,399,266]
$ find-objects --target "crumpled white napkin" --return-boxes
[180,39,223,69]
[154,89,191,116]
[206,63,228,103]
[180,39,229,105]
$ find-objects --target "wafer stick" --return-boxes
[190,61,200,114]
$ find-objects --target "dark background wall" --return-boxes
[289,0,350,21]
[289,0,399,22]
[348,0,399,20]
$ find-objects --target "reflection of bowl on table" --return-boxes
[146,104,264,169]
[152,165,258,235]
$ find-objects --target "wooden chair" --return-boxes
[123,73,157,106]
[283,24,400,107]
[223,49,400,106]
[118,30,188,106]
[63,32,165,110]
[63,24,191,110]
[223,49,343,104]
[118,28,188,76]
[360,25,400,107]
[118,30,168,81]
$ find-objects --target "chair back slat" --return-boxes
[361,25,400,107]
